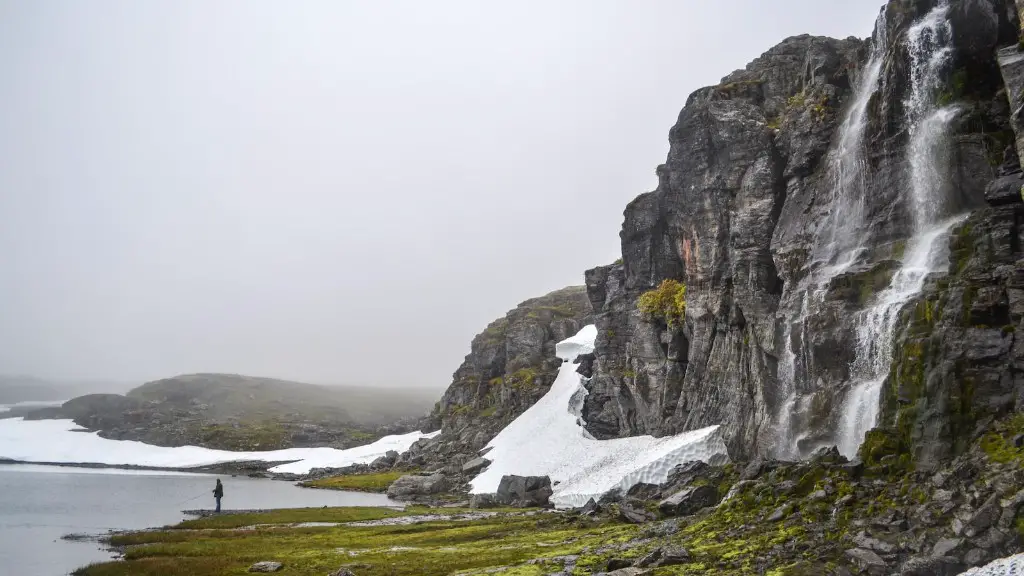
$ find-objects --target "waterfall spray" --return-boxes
[772,13,887,458]
[836,1,962,458]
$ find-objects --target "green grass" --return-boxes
[172,506,408,530]
[299,470,410,493]
[74,507,640,576]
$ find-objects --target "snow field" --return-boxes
[470,324,729,508]
[0,417,436,474]
[961,554,1024,575]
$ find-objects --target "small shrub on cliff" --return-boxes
[637,279,687,328]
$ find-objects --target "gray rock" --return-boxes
[853,532,895,554]
[461,457,490,475]
[328,569,356,576]
[659,546,691,566]
[385,473,448,500]
[495,475,552,507]
[964,548,988,566]
[931,537,963,558]
[767,504,790,522]
[898,556,964,576]
[580,498,601,516]
[248,561,283,573]
[965,494,1001,537]
[618,501,655,524]
[658,485,719,517]
[469,493,497,509]
[845,548,887,571]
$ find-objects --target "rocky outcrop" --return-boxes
[399,286,592,470]
[583,34,865,456]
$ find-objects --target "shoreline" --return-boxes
[0,457,303,478]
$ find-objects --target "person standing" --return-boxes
[213,479,224,513]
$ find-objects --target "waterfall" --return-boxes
[772,13,887,459]
[836,1,961,458]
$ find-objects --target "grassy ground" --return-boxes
[73,506,640,576]
[299,470,409,493]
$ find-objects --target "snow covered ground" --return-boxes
[470,324,729,508]
[961,553,1024,575]
[0,400,66,413]
[0,418,436,474]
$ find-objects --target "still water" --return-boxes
[0,464,398,575]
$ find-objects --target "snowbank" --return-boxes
[961,553,1024,575]
[0,400,65,413]
[470,324,729,508]
[0,418,436,474]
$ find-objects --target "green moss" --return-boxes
[858,429,901,468]
[190,421,291,451]
[301,470,411,493]
[638,279,687,329]
[479,405,497,418]
[80,508,642,576]
[507,368,538,391]
[980,414,1024,465]
[623,369,637,379]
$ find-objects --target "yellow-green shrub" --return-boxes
[637,279,687,328]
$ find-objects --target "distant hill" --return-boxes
[24,373,436,451]
[0,375,133,404]
[126,373,436,426]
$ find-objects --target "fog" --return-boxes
[0,0,883,389]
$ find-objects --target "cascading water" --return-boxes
[772,13,887,459]
[836,1,962,458]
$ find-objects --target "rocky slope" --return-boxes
[26,374,434,451]
[400,286,592,470]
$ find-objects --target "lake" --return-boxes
[0,464,398,575]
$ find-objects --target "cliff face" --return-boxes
[584,0,1024,462]
[414,286,592,466]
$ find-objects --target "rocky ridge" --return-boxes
[397,286,592,476]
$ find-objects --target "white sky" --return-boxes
[0,0,884,388]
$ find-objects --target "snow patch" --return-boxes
[961,553,1024,575]
[470,324,728,508]
[0,418,436,474]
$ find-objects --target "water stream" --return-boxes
[773,12,887,459]
[836,1,959,457]
[775,2,964,459]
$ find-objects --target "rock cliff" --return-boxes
[583,0,1024,465]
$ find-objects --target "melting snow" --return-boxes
[0,418,436,474]
[470,324,729,508]
[962,554,1024,575]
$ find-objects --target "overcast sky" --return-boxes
[0,0,884,389]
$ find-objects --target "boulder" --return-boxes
[248,561,283,573]
[329,569,356,576]
[658,485,719,517]
[469,493,497,509]
[618,500,655,524]
[385,473,448,500]
[461,457,490,475]
[984,172,1024,206]
[898,556,964,576]
[495,475,552,507]
[845,548,887,574]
